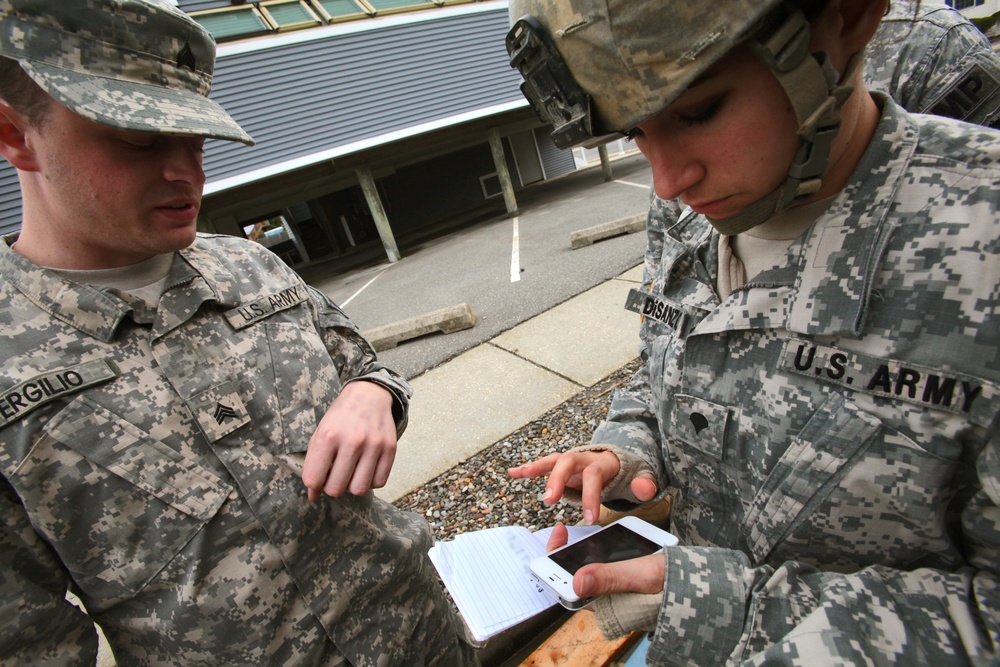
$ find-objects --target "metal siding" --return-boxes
[0,5,528,236]
[534,126,577,179]
[0,167,21,237]
[201,7,525,184]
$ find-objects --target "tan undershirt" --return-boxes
[717,196,835,298]
[48,253,174,304]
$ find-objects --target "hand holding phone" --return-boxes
[529,516,677,609]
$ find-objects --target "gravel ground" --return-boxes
[395,357,643,542]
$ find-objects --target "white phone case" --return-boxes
[529,516,678,609]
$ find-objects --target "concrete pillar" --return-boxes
[598,144,614,182]
[355,165,400,263]
[280,217,310,263]
[488,128,518,217]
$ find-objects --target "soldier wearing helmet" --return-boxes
[507,1,1000,665]
[646,0,1000,389]
[0,0,477,664]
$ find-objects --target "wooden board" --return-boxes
[518,610,642,666]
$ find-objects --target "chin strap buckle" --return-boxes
[750,3,859,211]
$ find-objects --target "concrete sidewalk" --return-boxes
[376,263,644,502]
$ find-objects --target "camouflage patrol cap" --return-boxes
[507,0,782,137]
[0,0,254,145]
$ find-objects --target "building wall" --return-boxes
[0,3,530,239]
[200,4,525,190]
[378,141,516,233]
[534,126,577,180]
[0,165,19,238]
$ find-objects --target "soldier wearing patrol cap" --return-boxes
[506,1,1000,665]
[0,0,477,665]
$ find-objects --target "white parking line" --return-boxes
[616,180,650,190]
[341,269,387,308]
[511,216,521,283]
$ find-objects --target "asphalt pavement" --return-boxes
[304,151,654,379]
[303,152,655,501]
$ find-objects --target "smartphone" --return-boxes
[529,516,678,610]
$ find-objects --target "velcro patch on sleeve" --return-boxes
[928,63,1000,122]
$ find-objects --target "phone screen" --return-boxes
[549,523,661,575]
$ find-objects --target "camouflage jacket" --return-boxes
[630,0,1000,450]
[867,0,1000,128]
[592,97,1000,664]
[0,235,468,666]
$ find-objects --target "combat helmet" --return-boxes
[506,0,857,234]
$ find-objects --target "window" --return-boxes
[259,0,322,31]
[479,172,501,199]
[946,0,985,8]
[191,0,484,41]
[311,0,371,22]
[191,6,272,41]
[361,0,436,15]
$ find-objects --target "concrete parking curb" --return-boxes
[570,213,646,249]
[363,303,477,351]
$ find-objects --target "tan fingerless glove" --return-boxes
[593,591,663,639]
[560,444,657,506]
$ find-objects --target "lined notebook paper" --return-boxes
[428,524,600,641]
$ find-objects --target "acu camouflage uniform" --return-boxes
[0,235,473,665]
[592,96,1000,665]
[867,0,1000,129]
[645,0,1000,281]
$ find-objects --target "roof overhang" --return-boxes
[204,98,529,195]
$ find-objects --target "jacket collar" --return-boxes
[0,236,243,342]
[785,94,916,337]
[693,94,918,339]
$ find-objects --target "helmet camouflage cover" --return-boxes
[507,0,858,235]
[507,0,783,145]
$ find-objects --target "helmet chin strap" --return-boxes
[709,5,860,236]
